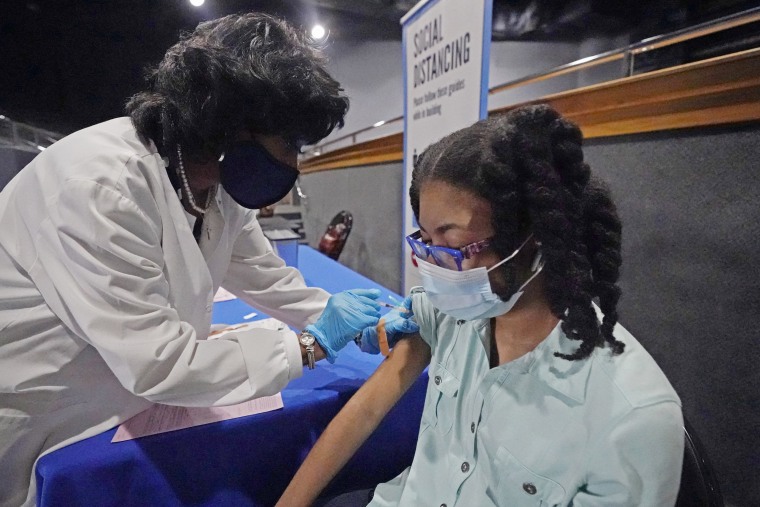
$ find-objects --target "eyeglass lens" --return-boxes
[408,236,462,270]
[430,249,460,270]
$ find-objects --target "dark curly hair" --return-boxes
[410,104,624,361]
[126,12,349,161]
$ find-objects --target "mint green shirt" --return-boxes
[370,291,684,507]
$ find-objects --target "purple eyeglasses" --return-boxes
[405,230,492,271]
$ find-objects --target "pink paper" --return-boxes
[213,287,237,302]
[112,393,283,442]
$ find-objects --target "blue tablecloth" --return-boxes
[35,246,426,506]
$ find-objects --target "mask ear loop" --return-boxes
[516,258,544,293]
[486,234,534,273]
[520,244,546,294]
[530,250,543,272]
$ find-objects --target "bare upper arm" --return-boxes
[387,333,431,383]
[274,335,431,507]
[349,334,431,422]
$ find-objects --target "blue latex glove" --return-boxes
[306,289,381,363]
[358,296,419,355]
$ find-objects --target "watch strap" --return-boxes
[300,331,317,370]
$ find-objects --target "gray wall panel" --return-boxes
[583,123,760,507]
[300,162,405,294]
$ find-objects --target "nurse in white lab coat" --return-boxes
[0,13,377,506]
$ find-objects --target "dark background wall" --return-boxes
[583,123,760,507]
[302,122,759,506]
[0,148,38,190]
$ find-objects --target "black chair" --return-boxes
[676,417,724,507]
[318,211,353,260]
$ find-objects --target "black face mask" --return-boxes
[219,139,299,209]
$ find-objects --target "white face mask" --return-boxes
[416,238,544,321]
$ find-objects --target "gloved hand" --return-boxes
[358,296,419,355]
[306,289,381,363]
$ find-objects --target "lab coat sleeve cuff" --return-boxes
[282,328,305,380]
[235,328,303,397]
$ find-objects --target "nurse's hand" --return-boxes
[358,296,419,354]
[306,289,381,363]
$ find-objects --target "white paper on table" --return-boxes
[213,287,237,302]
[111,393,284,442]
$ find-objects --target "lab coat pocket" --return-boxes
[422,362,459,434]
[491,445,566,506]
[0,410,31,455]
[0,411,29,428]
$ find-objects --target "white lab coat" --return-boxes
[0,118,330,506]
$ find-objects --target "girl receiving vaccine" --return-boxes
[278,104,684,507]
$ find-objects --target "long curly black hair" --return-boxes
[410,104,624,360]
[126,12,349,161]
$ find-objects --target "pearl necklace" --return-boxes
[176,145,212,214]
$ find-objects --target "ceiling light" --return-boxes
[189,0,205,7]
[311,24,326,40]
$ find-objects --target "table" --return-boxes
[256,215,302,234]
[35,246,426,506]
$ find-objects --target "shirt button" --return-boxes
[523,482,537,495]
[440,504,447,507]
[471,422,475,433]
[434,375,441,385]
[457,319,465,325]
[461,461,470,473]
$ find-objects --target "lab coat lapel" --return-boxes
[197,193,225,262]
[155,165,214,336]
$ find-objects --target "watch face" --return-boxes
[300,333,315,346]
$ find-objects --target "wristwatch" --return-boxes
[299,331,316,370]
